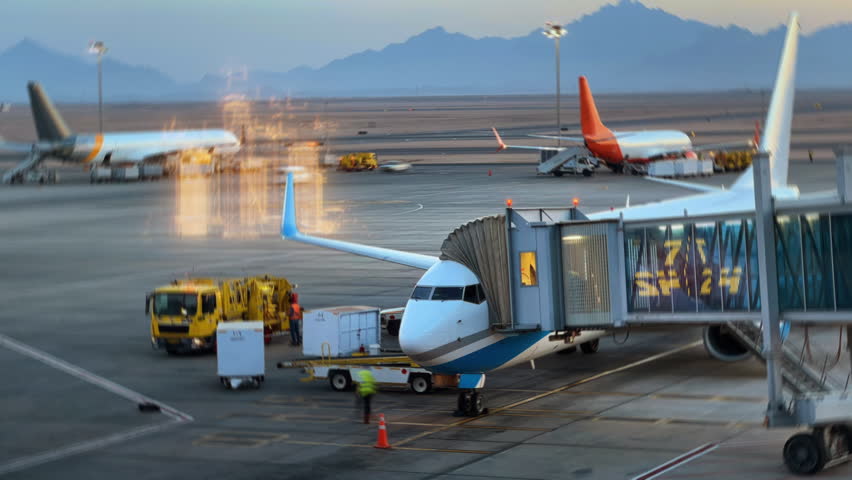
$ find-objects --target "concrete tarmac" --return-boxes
[1,163,851,479]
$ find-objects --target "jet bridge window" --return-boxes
[520,251,538,286]
[432,287,464,301]
[411,286,433,300]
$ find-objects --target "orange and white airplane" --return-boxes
[494,76,753,174]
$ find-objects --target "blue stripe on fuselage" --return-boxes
[426,331,551,374]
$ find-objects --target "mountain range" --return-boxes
[1,1,851,102]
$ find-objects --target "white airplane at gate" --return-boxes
[1,82,240,183]
[280,13,802,415]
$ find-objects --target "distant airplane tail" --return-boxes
[752,120,761,148]
[732,12,799,193]
[578,76,610,139]
[27,82,72,141]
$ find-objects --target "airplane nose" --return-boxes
[398,319,426,357]
[398,300,461,364]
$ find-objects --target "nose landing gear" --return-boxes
[456,390,487,417]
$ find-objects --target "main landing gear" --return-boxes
[456,390,487,417]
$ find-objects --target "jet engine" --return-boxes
[702,325,751,362]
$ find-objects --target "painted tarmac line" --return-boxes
[394,340,703,447]
[283,440,491,455]
[0,421,182,476]
[631,443,719,480]
[0,333,194,475]
[393,203,424,215]
[0,333,193,422]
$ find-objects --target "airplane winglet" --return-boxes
[279,172,439,270]
[492,127,507,152]
[281,172,299,238]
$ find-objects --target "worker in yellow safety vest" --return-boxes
[356,369,377,424]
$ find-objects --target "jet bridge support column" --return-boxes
[753,152,790,426]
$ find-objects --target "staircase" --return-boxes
[2,150,43,183]
[727,321,833,395]
[537,147,590,175]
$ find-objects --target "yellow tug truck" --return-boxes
[338,152,378,171]
[146,276,297,354]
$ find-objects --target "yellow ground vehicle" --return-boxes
[146,276,296,354]
[713,150,753,172]
[338,152,378,171]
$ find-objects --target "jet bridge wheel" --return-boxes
[784,431,827,475]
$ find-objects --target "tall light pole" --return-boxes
[88,41,108,134]
[543,23,567,147]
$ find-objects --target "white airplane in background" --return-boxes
[1,82,240,183]
[280,13,801,416]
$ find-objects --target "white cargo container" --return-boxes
[674,158,699,177]
[217,321,265,389]
[90,166,112,183]
[648,160,675,178]
[111,166,140,182]
[302,306,381,357]
[140,164,164,180]
[700,159,714,176]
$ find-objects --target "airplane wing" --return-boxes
[644,176,724,193]
[527,134,586,143]
[280,172,439,270]
[0,141,34,155]
[492,128,562,152]
[692,140,755,152]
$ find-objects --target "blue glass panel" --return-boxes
[624,226,648,313]
[646,225,672,312]
[746,220,761,310]
[720,220,750,310]
[775,216,804,310]
[694,221,722,312]
[831,213,852,309]
[801,214,834,309]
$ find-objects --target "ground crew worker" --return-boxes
[289,293,302,346]
[356,369,377,424]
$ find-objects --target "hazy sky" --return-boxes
[1,0,849,82]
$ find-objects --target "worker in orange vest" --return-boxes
[289,293,302,346]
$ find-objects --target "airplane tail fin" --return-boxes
[27,82,72,141]
[732,13,799,191]
[579,76,608,137]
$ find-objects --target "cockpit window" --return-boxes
[463,284,486,304]
[431,287,464,301]
[411,286,433,300]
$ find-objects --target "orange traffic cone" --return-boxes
[374,413,391,449]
